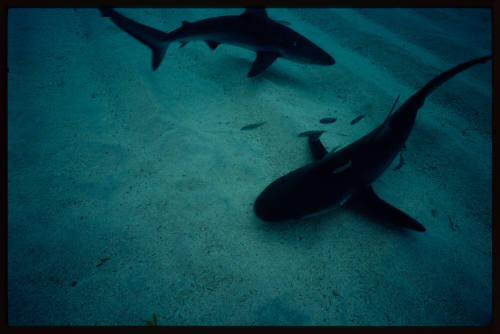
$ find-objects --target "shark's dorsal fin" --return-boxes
[242,8,268,19]
[372,93,401,137]
[384,93,401,124]
[205,40,220,50]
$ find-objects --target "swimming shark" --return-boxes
[99,8,335,77]
[254,55,491,231]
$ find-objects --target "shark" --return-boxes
[99,8,335,77]
[254,55,492,231]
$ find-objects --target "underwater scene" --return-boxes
[8,8,492,325]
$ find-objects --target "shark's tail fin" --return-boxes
[417,55,492,100]
[99,8,171,71]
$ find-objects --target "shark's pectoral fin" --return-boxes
[248,51,279,77]
[309,135,328,161]
[348,186,426,232]
[205,40,220,50]
[300,130,327,161]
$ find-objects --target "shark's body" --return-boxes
[99,8,335,77]
[254,55,492,231]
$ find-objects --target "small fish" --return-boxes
[298,130,325,137]
[392,153,405,171]
[448,215,456,232]
[320,117,337,124]
[97,257,110,267]
[350,114,365,125]
[241,121,266,131]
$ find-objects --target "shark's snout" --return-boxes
[314,50,335,65]
[254,192,277,221]
[254,187,290,222]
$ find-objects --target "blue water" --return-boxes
[8,8,492,325]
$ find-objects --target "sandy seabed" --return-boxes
[8,8,492,325]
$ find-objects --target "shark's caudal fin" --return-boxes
[389,55,491,130]
[417,55,492,100]
[99,8,171,71]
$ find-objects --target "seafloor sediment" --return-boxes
[7,8,492,325]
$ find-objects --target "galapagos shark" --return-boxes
[254,55,492,231]
[99,8,335,77]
